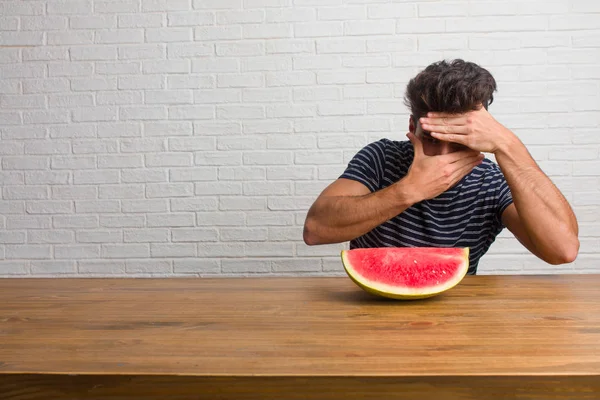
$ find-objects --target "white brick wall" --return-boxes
[0,0,599,277]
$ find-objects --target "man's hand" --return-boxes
[403,132,484,202]
[419,105,515,154]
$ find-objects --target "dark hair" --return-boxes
[404,59,497,121]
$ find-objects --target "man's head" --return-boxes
[404,59,497,155]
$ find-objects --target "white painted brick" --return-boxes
[217,73,263,88]
[267,105,316,118]
[74,170,119,184]
[0,141,24,156]
[266,39,313,54]
[218,10,264,25]
[4,186,48,200]
[47,31,94,46]
[217,136,266,150]
[95,0,139,13]
[217,41,265,56]
[98,122,141,138]
[6,245,51,260]
[293,87,340,102]
[294,118,343,133]
[196,212,245,226]
[0,201,25,215]
[266,166,314,180]
[241,56,291,72]
[0,17,19,30]
[343,55,390,68]
[24,110,70,125]
[48,0,92,14]
[0,112,21,125]
[26,200,73,214]
[344,85,393,100]
[0,262,29,275]
[1,95,46,109]
[216,105,265,120]
[168,75,214,89]
[0,64,45,79]
[146,121,193,136]
[23,78,69,94]
[98,154,143,169]
[220,196,266,211]
[344,20,395,36]
[244,0,288,7]
[70,15,116,29]
[317,71,364,85]
[169,137,216,151]
[147,27,193,42]
[168,11,215,26]
[272,258,321,273]
[197,243,244,257]
[119,13,164,27]
[72,107,118,122]
[25,141,70,155]
[266,135,315,150]
[103,244,150,259]
[195,26,241,41]
[318,101,364,116]
[194,89,242,104]
[71,77,118,91]
[98,185,144,199]
[118,44,166,60]
[75,200,121,214]
[268,226,303,241]
[0,231,26,244]
[218,166,265,180]
[221,228,267,242]
[31,261,76,274]
[171,198,218,212]
[120,106,168,121]
[146,183,193,198]
[170,43,215,58]
[174,259,220,274]
[268,197,313,211]
[0,1,45,15]
[50,93,95,108]
[548,49,600,65]
[51,186,97,200]
[23,48,68,61]
[317,38,366,54]
[100,215,144,228]
[222,259,269,274]
[0,32,43,46]
[169,105,214,120]
[27,229,75,244]
[297,242,345,257]
[76,230,123,242]
[448,16,547,33]
[420,34,468,51]
[318,134,368,149]
[97,91,143,105]
[151,243,196,257]
[417,2,467,17]
[78,261,125,275]
[0,49,20,64]
[295,22,343,38]
[71,46,118,61]
[0,173,25,185]
[245,242,294,257]
[243,151,292,165]
[118,76,163,90]
[196,152,241,166]
[127,260,171,274]
[25,172,69,185]
[123,229,168,243]
[146,153,193,167]
[96,29,144,44]
[55,245,101,259]
[122,198,168,212]
[2,156,50,170]
[242,120,291,134]
[172,228,218,242]
[550,14,600,31]
[143,0,190,11]
[243,181,292,195]
[7,216,52,229]
[194,182,242,195]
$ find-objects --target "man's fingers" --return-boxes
[421,115,468,126]
[442,149,482,164]
[421,123,467,135]
[431,132,469,146]
[450,157,483,183]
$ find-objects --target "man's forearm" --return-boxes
[303,180,417,245]
[494,131,579,262]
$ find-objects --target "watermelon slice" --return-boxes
[341,247,470,300]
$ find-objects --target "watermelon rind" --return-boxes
[341,248,470,300]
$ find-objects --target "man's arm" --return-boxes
[303,133,484,245]
[495,134,579,264]
[422,108,580,264]
[303,178,416,245]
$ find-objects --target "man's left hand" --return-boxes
[419,105,515,154]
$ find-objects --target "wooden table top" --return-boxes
[1,275,599,378]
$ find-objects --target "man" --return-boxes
[303,59,579,274]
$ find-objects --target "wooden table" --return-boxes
[0,275,599,400]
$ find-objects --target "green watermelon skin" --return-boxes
[341,247,470,300]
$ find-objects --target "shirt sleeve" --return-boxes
[493,167,514,228]
[339,139,387,193]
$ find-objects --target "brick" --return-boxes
[78,261,126,275]
[74,170,119,184]
[122,198,168,212]
[7,216,52,229]
[148,212,195,228]
[127,260,171,274]
[243,182,292,195]
[143,0,190,11]
[169,43,215,58]
[318,6,364,20]
[118,76,163,90]
[222,259,269,274]
[174,259,220,274]
[116,165,165,183]
[146,153,193,167]
[294,87,340,102]
[119,13,163,27]
[194,89,241,104]
[172,228,218,242]
[98,185,144,199]
[98,122,141,138]
[197,243,244,258]
[218,166,265,180]
[150,243,196,257]
[0,1,44,15]
[0,32,43,45]
[220,10,265,24]
[221,228,267,242]
[146,183,194,198]
[344,20,395,35]
[266,166,314,180]
[146,27,192,42]
[118,44,166,60]
[196,152,241,166]
[70,15,116,29]
[196,212,245,226]
[317,38,366,54]
[31,261,76,275]
[167,75,214,89]
[169,105,214,120]
[245,242,294,257]
[50,93,95,108]
[120,138,166,153]
[220,196,266,211]
[266,39,312,54]
[95,0,139,13]
[293,55,342,70]
[217,136,266,150]
[169,11,213,26]
[169,167,217,182]
[98,154,143,169]
[145,121,193,137]
[267,105,315,118]
[103,244,150,259]
[295,22,342,38]
[194,182,242,195]
[1,95,46,109]
[124,229,168,243]
[72,77,118,91]
[72,107,118,122]
[272,259,321,273]
[0,262,30,275]
[217,41,265,56]
[171,198,218,212]
[97,91,143,105]
[242,56,291,72]
[195,26,242,40]
[6,245,51,260]
[23,78,69,94]
[0,64,45,79]
[71,46,117,61]
[76,230,123,244]
[217,105,265,119]
[120,106,168,120]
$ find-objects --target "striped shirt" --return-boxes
[339,138,514,275]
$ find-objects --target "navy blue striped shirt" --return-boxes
[340,138,514,275]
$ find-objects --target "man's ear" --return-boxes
[408,115,416,133]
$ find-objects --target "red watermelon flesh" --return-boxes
[341,247,469,299]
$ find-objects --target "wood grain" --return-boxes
[1,275,599,399]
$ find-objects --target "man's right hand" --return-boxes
[402,132,484,202]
